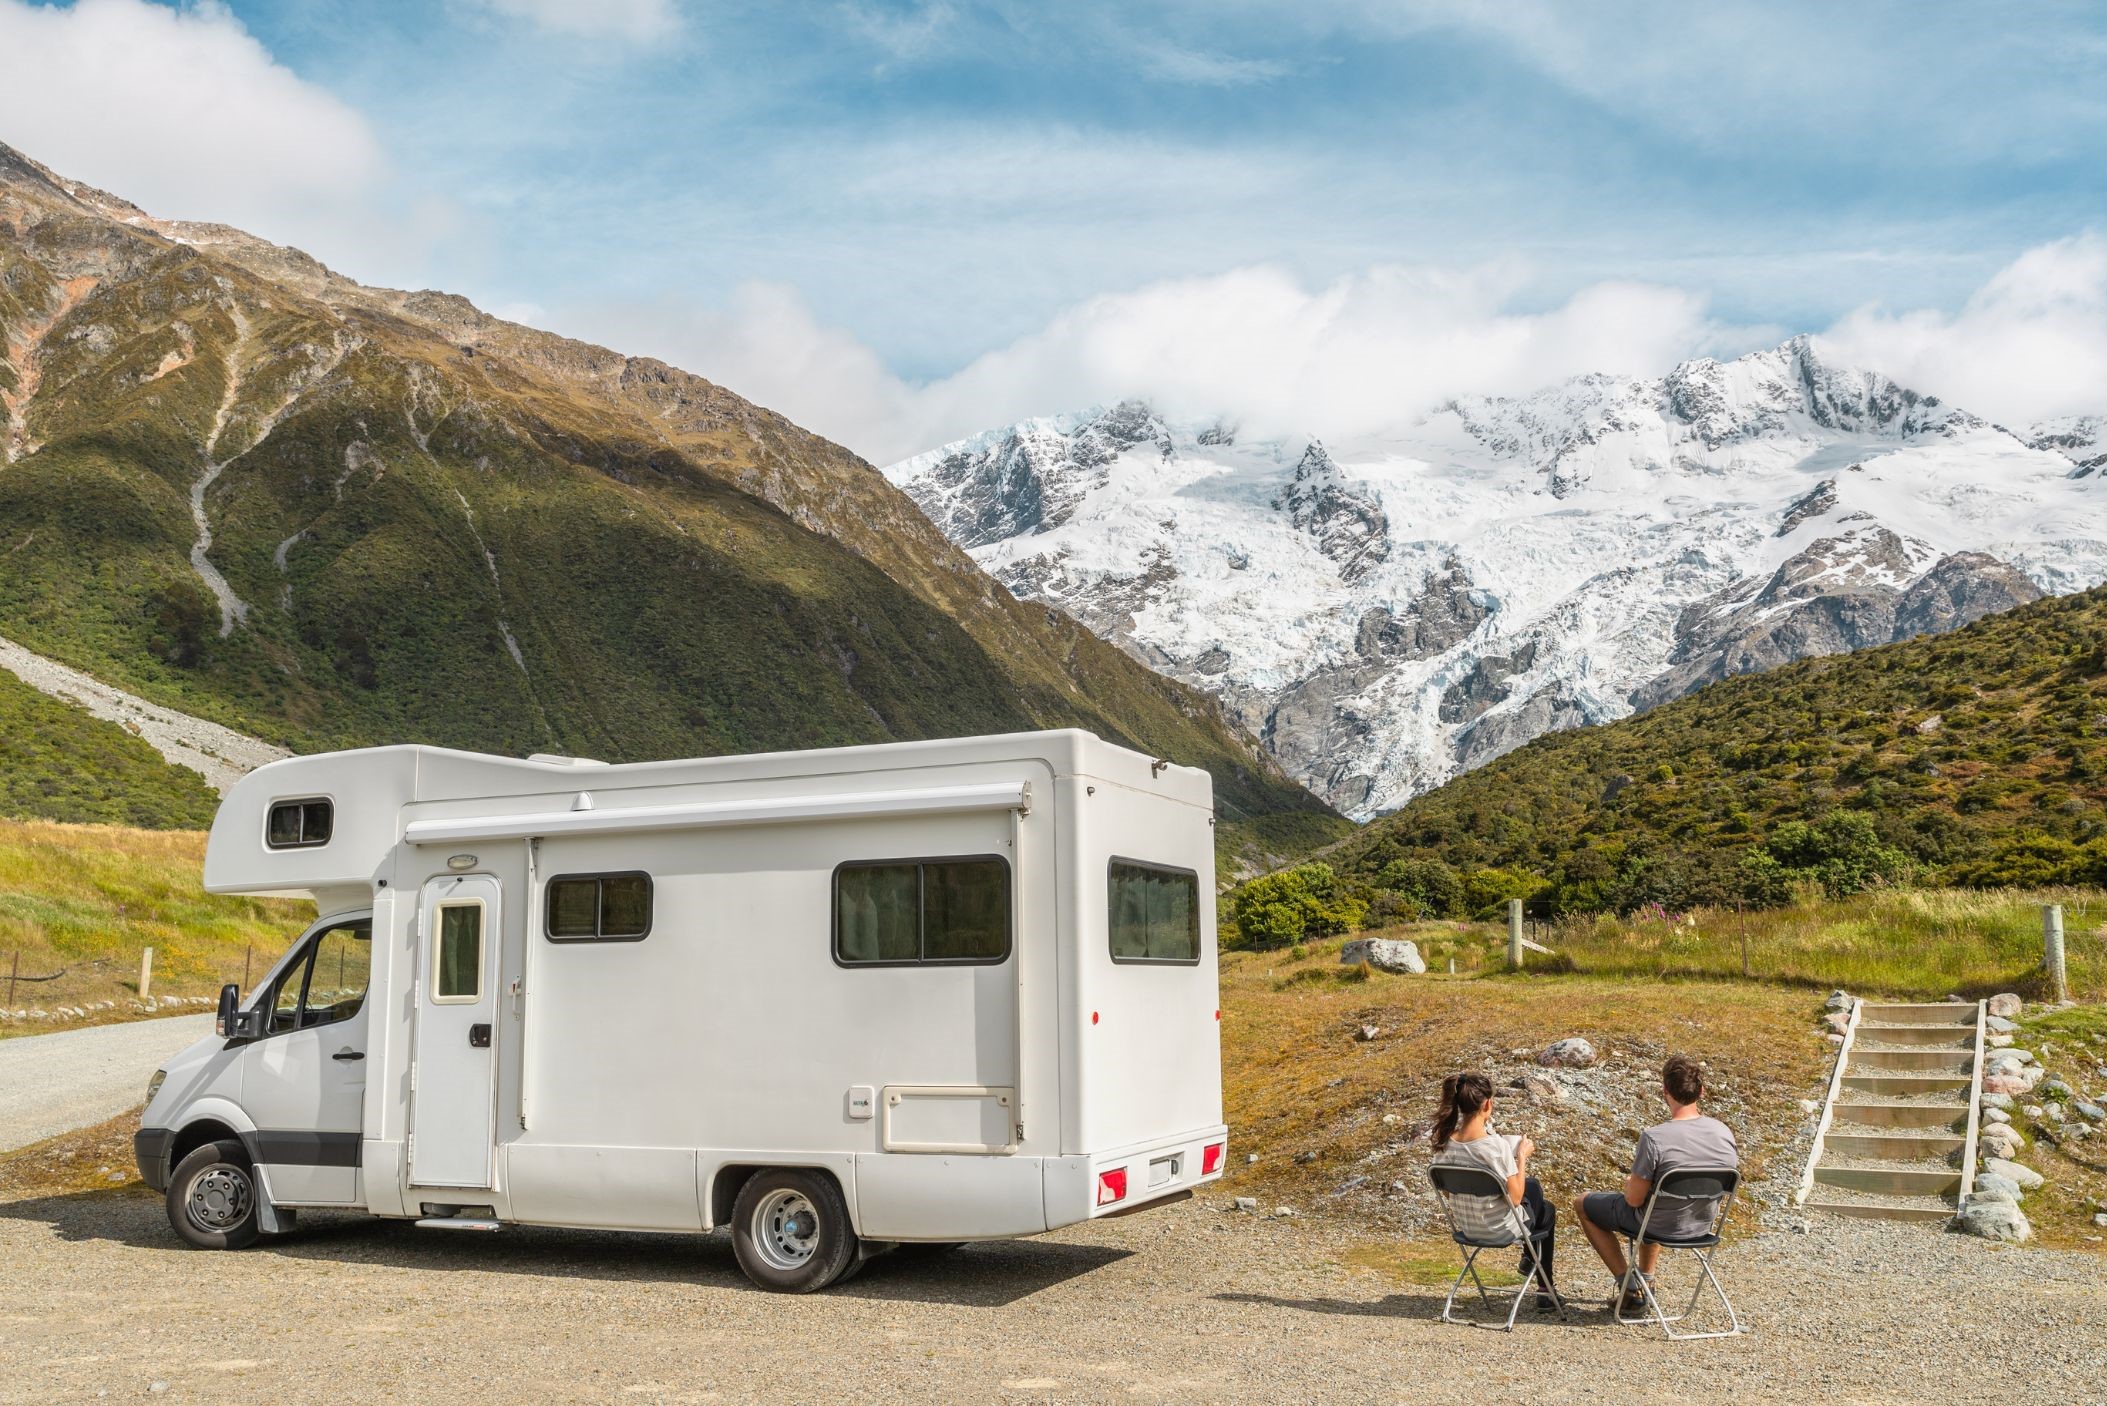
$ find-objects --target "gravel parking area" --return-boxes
[2,1186,2100,1404]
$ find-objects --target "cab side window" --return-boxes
[264,920,373,1033]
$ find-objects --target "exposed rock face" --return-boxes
[889,347,2107,816]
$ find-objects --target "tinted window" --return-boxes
[266,798,332,849]
[834,857,1011,965]
[545,872,653,941]
[1109,860,1201,964]
[435,904,482,1000]
[263,919,372,1033]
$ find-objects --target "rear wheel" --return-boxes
[730,1169,858,1293]
[166,1139,261,1250]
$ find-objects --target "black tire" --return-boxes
[729,1169,858,1293]
[166,1139,262,1250]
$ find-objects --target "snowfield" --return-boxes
[887,339,2107,817]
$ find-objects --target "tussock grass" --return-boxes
[0,818,309,1016]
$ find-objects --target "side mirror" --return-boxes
[216,983,240,1037]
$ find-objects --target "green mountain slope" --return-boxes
[0,143,1338,854]
[0,668,218,828]
[1321,587,2107,911]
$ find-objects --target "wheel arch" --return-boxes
[706,1159,857,1232]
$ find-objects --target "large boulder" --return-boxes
[1983,1157,2044,1191]
[1987,993,2023,1019]
[1957,1199,2031,1242]
[1970,1172,2023,1203]
[1337,938,1426,974]
[1537,1037,1599,1069]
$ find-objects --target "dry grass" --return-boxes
[0,1107,153,1202]
[1215,941,1826,1228]
[0,818,310,1019]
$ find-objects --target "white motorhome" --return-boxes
[136,730,1226,1290]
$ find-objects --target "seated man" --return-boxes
[1573,1054,1737,1314]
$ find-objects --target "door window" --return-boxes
[264,919,373,1033]
[433,902,484,1002]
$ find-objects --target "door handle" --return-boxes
[469,1023,491,1049]
[332,1048,365,1062]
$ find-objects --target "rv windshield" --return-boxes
[263,918,373,1034]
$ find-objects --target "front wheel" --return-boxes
[730,1169,858,1292]
[166,1139,262,1250]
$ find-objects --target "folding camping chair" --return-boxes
[1613,1166,1745,1340]
[1426,1164,1567,1331]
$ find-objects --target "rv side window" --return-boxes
[433,903,483,1002]
[1108,859,1201,964]
[544,872,653,941]
[265,798,333,849]
[833,856,1010,966]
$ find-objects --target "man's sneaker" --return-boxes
[1617,1276,1652,1317]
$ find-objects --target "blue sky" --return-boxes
[3,0,2104,458]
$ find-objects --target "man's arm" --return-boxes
[1624,1130,1657,1207]
[1622,1173,1652,1209]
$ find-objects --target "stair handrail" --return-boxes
[1953,999,1987,1221]
[1795,995,1863,1207]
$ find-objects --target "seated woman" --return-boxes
[1430,1071,1558,1310]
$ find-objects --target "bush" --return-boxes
[1460,866,1550,920]
[1741,811,1912,901]
[1231,863,1367,949]
[1375,856,1463,919]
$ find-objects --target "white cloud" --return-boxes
[1819,234,2107,429]
[580,262,1732,464]
[467,0,680,42]
[0,0,403,267]
[1139,46,1295,86]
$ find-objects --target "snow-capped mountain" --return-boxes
[885,337,2107,818]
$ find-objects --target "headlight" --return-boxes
[145,1069,166,1108]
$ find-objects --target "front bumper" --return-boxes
[134,1128,174,1193]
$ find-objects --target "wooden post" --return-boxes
[243,942,253,993]
[139,946,154,1000]
[2043,904,2067,1005]
[7,950,17,1008]
[1739,903,1750,979]
[1507,899,1524,970]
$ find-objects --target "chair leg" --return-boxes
[1653,1250,1745,1341]
[1439,1247,1481,1325]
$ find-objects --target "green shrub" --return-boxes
[1231,863,1367,949]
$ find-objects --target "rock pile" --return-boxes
[1958,991,2107,1243]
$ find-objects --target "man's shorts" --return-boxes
[1581,1190,1644,1238]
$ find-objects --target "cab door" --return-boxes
[409,874,500,1189]
[240,914,373,1204]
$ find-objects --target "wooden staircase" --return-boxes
[1797,1000,1986,1224]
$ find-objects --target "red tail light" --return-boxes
[1096,1168,1128,1206]
[1201,1142,1224,1175]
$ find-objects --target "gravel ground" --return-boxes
[1,1187,2100,1404]
[0,1016,211,1152]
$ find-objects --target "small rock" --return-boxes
[1984,1107,2011,1125]
[1294,1150,1317,1165]
[1538,1037,1598,1068]
[2093,1212,2107,1229]
[1233,1196,1258,1211]
[1515,1073,1566,1100]
[1983,1074,2027,1096]
[2024,1103,2046,1120]
[1986,1014,2018,1035]
[1971,1172,2023,1203]
[1381,1112,1402,1126]
[1338,938,1426,975]
[1983,1157,2044,1190]
[1245,1153,1259,1165]
[1797,1098,1821,1115]
[2043,1103,2066,1124]
[2074,1102,2105,1123]
[1988,1034,2014,1048]
[1986,993,2023,1019]
[1823,990,1852,1013]
[1981,1092,2014,1110]
[1820,1012,1851,1036]
[2042,1078,2073,1098]
[1272,1206,1295,1218]
[1957,1198,2031,1242]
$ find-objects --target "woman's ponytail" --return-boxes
[1430,1070,1492,1151]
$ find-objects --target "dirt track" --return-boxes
[0,1016,212,1153]
[1,1185,2100,1405]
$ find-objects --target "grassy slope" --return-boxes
[1326,588,2107,909]
[0,820,310,1017]
[0,153,1336,852]
[0,669,218,828]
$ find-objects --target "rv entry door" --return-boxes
[409,874,500,1189]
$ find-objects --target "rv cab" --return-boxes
[137,730,1227,1291]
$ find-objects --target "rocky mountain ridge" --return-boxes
[887,337,2107,816]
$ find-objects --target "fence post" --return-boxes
[139,946,154,1000]
[2043,904,2067,1005]
[1507,899,1524,969]
[7,950,17,1007]
[243,943,253,992]
[1739,904,1750,979]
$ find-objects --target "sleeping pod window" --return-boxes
[1108,859,1201,964]
[265,798,333,849]
[833,857,1011,966]
[545,872,653,941]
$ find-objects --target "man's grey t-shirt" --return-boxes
[1630,1115,1738,1238]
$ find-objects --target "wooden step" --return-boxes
[1804,1198,1955,1224]
[1858,1003,1976,1026]
[1822,1131,1965,1159]
[1814,1165,1962,1196]
[1829,1102,1966,1130]
[1849,1049,1976,1073]
[1854,1025,1977,1048]
[1841,1074,1971,1097]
